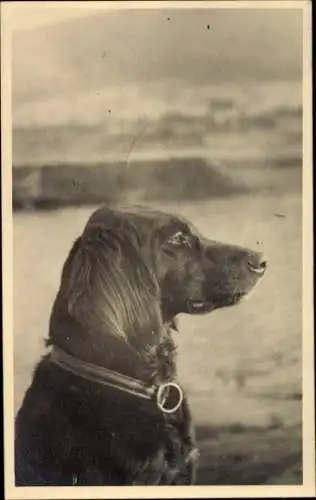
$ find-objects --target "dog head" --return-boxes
[48,204,266,376]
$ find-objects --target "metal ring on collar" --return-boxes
[156,382,184,414]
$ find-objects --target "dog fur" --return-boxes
[15,204,266,485]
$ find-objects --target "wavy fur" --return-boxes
[15,204,266,485]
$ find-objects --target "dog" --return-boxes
[15,203,267,485]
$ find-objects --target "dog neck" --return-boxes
[49,346,184,415]
[47,315,178,387]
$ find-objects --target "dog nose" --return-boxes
[248,253,267,275]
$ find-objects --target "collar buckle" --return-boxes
[156,382,183,414]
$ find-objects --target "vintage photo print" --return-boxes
[1,1,314,498]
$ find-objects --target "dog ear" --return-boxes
[53,225,164,348]
[58,236,83,287]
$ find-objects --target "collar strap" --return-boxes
[50,347,183,414]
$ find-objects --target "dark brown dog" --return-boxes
[15,204,267,485]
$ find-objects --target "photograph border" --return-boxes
[2,1,314,498]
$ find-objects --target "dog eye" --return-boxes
[167,231,192,248]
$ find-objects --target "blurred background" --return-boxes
[13,6,303,485]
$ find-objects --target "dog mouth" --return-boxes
[186,292,248,314]
[186,300,215,314]
[248,262,266,276]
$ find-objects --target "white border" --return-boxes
[2,1,314,498]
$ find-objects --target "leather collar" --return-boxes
[50,347,183,414]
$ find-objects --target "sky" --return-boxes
[9,4,98,32]
[9,4,303,126]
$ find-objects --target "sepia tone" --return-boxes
[4,2,312,495]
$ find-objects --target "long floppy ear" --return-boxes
[53,224,164,349]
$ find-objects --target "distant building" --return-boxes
[207,98,240,128]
